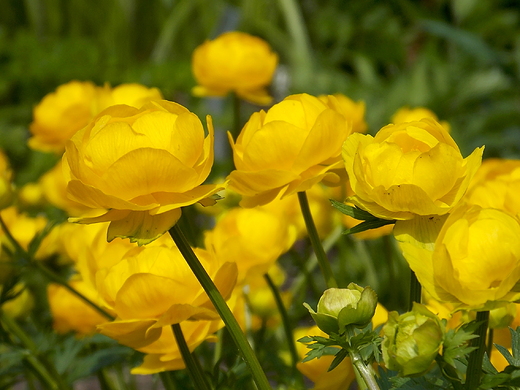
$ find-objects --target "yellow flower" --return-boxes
[47,280,107,336]
[228,93,352,207]
[130,320,221,374]
[95,241,236,350]
[343,118,483,220]
[63,100,223,245]
[394,204,520,309]
[1,283,33,319]
[391,106,450,132]
[465,158,520,217]
[204,206,296,283]
[192,31,278,105]
[319,94,367,134]
[0,150,14,209]
[29,81,163,153]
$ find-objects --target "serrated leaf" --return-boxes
[482,352,499,374]
[328,348,348,372]
[442,323,480,367]
[495,344,516,367]
[479,372,512,389]
[511,326,520,364]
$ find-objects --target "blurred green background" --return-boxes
[1,0,520,183]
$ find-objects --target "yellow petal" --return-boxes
[97,319,162,349]
[107,209,182,245]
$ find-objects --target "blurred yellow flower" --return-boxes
[1,283,33,319]
[391,106,450,132]
[95,241,236,350]
[394,204,520,309]
[204,206,296,282]
[192,31,278,105]
[63,100,223,245]
[228,93,352,207]
[319,94,368,134]
[29,81,163,153]
[343,118,483,220]
[47,280,107,336]
[0,150,14,210]
[465,158,520,218]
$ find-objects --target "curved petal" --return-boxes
[107,208,182,245]
[97,319,162,349]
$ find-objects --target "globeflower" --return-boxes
[29,81,163,153]
[319,94,367,134]
[192,31,278,105]
[228,93,352,206]
[464,158,520,217]
[63,100,223,245]
[382,303,445,377]
[343,118,483,220]
[95,242,237,349]
[391,106,450,132]
[394,204,520,309]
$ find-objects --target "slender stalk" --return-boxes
[465,311,489,390]
[408,270,421,311]
[487,328,494,359]
[297,191,338,288]
[345,327,380,390]
[263,273,302,385]
[172,323,212,390]
[169,224,271,390]
[32,261,115,321]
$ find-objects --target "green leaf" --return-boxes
[442,322,479,367]
[328,348,348,372]
[343,219,396,235]
[329,199,378,220]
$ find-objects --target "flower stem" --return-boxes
[465,311,489,390]
[159,372,178,390]
[32,261,115,321]
[264,273,304,387]
[232,92,242,139]
[408,270,421,311]
[172,323,212,390]
[297,191,338,288]
[345,327,380,390]
[169,224,271,390]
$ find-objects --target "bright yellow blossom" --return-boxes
[343,118,483,220]
[63,100,223,245]
[192,31,278,105]
[228,93,352,207]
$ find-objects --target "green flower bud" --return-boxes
[304,283,378,335]
[382,303,444,377]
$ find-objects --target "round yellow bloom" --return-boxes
[204,206,296,282]
[228,93,352,207]
[391,106,450,133]
[394,204,520,309]
[192,31,278,105]
[29,81,163,153]
[465,158,520,217]
[95,242,236,349]
[343,118,483,220]
[63,100,223,245]
[319,94,367,134]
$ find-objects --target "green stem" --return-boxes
[465,311,489,390]
[172,323,212,390]
[32,261,115,321]
[168,224,271,390]
[297,191,337,288]
[0,310,68,390]
[345,327,380,390]
[263,273,301,379]
[487,328,494,359]
[0,215,26,256]
[408,270,421,311]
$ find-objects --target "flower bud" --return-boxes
[382,303,444,376]
[304,283,378,335]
